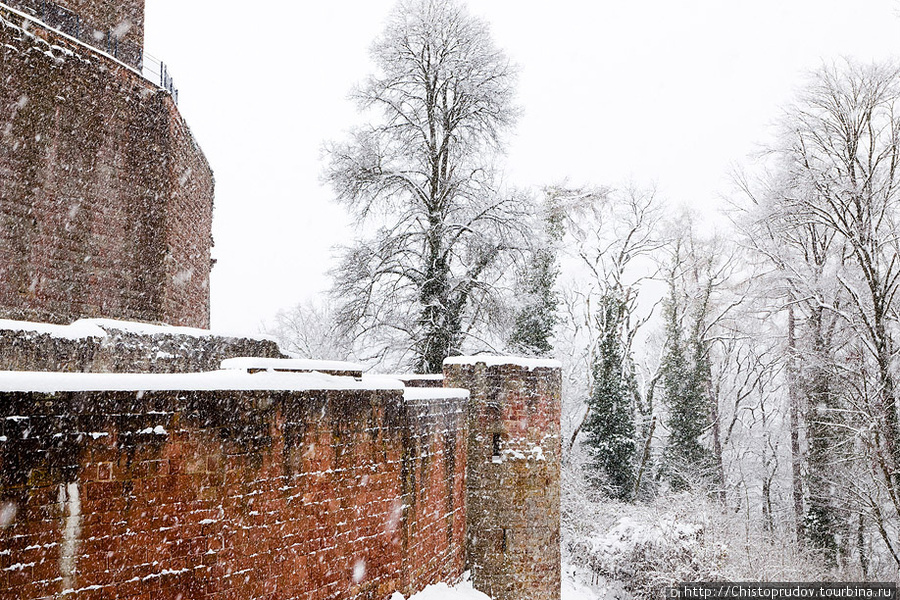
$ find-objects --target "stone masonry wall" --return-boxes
[0,382,468,599]
[444,357,562,600]
[0,5,213,328]
[0,319,287,373]
[5,0,145,67]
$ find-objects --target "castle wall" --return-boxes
[0,319,287,373]
[444,357,562,600]
[5,0,145,67]
[0,375,468,599]
[0,5,212,328]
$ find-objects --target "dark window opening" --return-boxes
[492,433,501,458]
[500,528,507,552]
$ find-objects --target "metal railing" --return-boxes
[143,53,179,104]
[4,0,178,103]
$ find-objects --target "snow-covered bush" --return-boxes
[564,492,839,599]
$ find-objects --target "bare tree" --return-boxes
[740,59,900,571]
[264,299,352,361]
[553,186,664,500]
[324,0,526,373]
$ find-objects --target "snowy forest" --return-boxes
[265,0,900,593]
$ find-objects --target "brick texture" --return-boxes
[0,5,213,328]
[5,0,145,67]
[444,360,562,600]
[0,386,467,600]
[0,321,286,373]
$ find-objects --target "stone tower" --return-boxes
[0,0,213,328]
[444,356,562,600]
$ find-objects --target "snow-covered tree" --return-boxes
[659,276,714,491]
[582,291,638,500]
[324,0,525,373]
[739,59,900,571]
[556,186,662,501]
[507,192,563,357]
[264,299,352,360]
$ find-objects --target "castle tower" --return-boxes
[0,0,213,328]
[444,356,562,600]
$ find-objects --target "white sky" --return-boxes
[143,0,900,334]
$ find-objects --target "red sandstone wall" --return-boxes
[0,5,213,328]
[0,386,467,599]
[58,0,144,49]
[444,359,562,600]
[5,0,144,64]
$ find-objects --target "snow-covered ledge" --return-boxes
[443,354,561,371]
[0,369,403,393]
[221,357,364,377]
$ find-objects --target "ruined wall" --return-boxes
[444,357,562,600]
[0,319,286,373]
[0,5,213,328]
[0,377,468,600]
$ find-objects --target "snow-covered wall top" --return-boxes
[220,357,365,375]
[0,318,275,342]
[0,318,285,373]
[0,369,407,393]
[443,354,562,370]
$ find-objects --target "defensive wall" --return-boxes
[0,366,470,600]
[446,358,561,600]
[0,328,562,600]
[0,2,213,329]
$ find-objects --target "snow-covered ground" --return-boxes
[391,570,601,600]
[392,577,490,600]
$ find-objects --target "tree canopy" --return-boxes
[325,0,525,373]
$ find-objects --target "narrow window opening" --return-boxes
[500,528,507,552]
[492,433,502,458]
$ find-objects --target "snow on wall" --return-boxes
[0,385,468,599]
[3,0,146,62]
[0,4,213,328]
[444,359,562,600]
[0,318,285,373]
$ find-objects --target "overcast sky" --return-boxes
[143,0,900,334]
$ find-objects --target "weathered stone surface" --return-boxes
[6,0,145,67]
[0,4,212,328]
[0,385,468,599]
[0,319,286,373]
[444,358,562,600]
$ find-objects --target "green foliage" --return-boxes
[582,292,637,501]
[802,351,845,563]
[660,292,714,490]
[508,248,559,356]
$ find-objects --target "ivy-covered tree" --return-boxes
[582,292,637,500]
[660,284,714,491]
[507,248,559,356]
[507,194,563,356]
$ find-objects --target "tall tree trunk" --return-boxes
[707,377,726,504]
[787,303,805,543]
